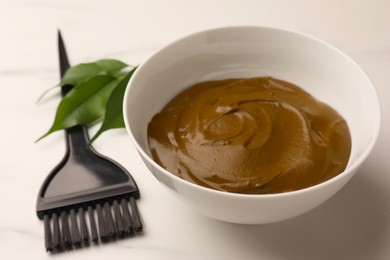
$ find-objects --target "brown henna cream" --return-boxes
[147,77,351,194]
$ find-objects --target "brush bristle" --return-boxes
[78,207,89,244]
[42,197,143,252]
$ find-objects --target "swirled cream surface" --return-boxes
[147,77,351,194]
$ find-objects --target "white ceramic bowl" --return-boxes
[123,26,380,224]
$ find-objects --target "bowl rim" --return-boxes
[123,25,382,199]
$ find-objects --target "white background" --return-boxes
[0,0,389,259]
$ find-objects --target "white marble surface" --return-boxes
[1,0,389,259]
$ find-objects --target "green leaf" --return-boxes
[96,59,128,74]
[36,84,61,104]
[37,59,128,103]
[60,59,128,86]
[37,75,120,141]
[60,63,102,86]
[89,68,136,144]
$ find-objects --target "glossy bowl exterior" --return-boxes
[123,26,380,224]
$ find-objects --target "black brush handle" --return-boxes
[58,30,90,154]
[65,125,90,155]
[58,30,72,96]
